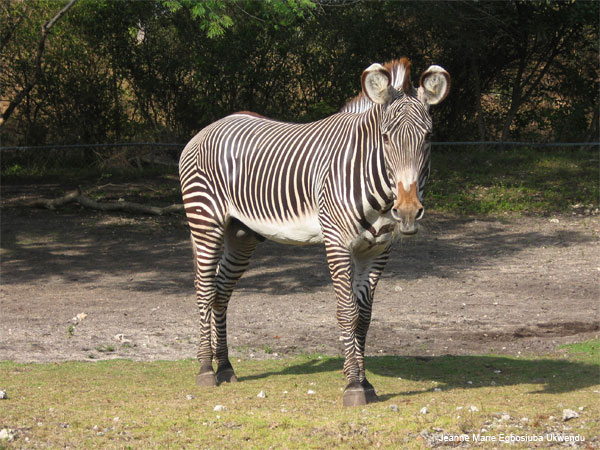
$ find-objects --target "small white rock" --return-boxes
[389,404,399,412]
[420,407,428,414]
[186,394,194,400]
[433,387,441,392]
[76,312,88,321]
[307,389,316,395]
[500,413,511,421]
[562,409,579,421]
[467,381,473,385]
[0,390,7,399]
[257,390,266,398]
[0,429,10,440]
[113,417,120,422]
[113,333,131,343]
[550,218,560,223]
[493,370,502,374]
[468,405,479,412]
[213,405,226,412]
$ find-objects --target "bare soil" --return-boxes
[1,187,599,364]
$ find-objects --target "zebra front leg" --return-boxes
[191,228,225,387]
[324,241,368,406]
[352,246,391,403]
[212,219,260,385]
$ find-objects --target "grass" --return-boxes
[428,146,599,215]
[559,339,600,360]
[1,342,598,449]
[2,146,598,216]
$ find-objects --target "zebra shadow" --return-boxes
[238,354,598,397]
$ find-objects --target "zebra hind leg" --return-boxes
[213,218,261,385]
[190,226,225,387]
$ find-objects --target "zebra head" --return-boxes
[362,61,450,234]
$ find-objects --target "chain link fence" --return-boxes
[1,141,597,174]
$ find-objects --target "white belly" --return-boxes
[231,208,323,245]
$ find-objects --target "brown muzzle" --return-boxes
[391,181,424,234]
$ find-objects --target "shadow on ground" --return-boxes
[1,209,595,295]
[239,354,599,398]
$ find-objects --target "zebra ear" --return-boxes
[361,63,393,105]
[418,65,450,106]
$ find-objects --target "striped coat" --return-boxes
[179,58,450,406]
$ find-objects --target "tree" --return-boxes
[161,0,316,38]
[0,0,78,129]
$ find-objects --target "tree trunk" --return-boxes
[470,57,487,143]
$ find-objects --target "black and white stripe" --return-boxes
[179,59,449,405]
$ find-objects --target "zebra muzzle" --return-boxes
[391,181,423,235]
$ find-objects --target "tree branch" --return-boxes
[29,188,185,216]
[0,0,78,128]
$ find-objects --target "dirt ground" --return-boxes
[1,188,599,364]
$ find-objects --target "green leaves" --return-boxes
[161,0,315,38]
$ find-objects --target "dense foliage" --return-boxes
[1,0,598,147]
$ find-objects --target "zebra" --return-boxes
[179,58,450,406]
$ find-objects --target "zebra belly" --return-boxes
[230,208,324,245]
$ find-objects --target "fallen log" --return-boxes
[30,188,185,216]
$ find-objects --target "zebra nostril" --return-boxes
[415,207,424,221]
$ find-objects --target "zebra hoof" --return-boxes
[216,368,238,385]
[343,382,367,407]
[361,379,379,403]
[196,370,217,387]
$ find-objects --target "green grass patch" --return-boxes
[1,350,598,448]
[427,146,598,215]
[559,339,600,361]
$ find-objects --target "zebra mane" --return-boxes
[340,58,413,113]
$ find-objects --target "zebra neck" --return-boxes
[359,108,395,214]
